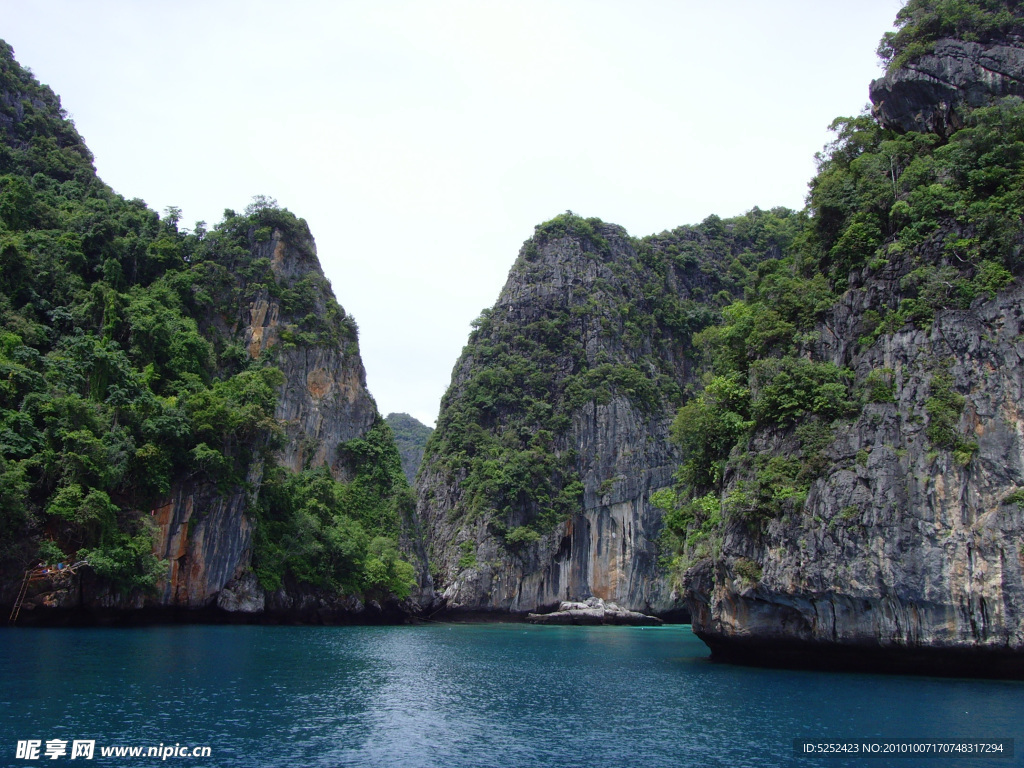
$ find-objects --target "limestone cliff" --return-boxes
[0,40,417,624]
[417,212,790,617]
[149,223,381,612]
[6,218,412,622]
[685,267,1024,677]
[244,228,378,478]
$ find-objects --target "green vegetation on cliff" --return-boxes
[877,0,1024,71]
[660,8,1024,582]
[253,415,416,598]
[0,40,412,601]
[385,412,433,484]
[423,208,801,544]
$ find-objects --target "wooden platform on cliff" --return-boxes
[7,560,88,625]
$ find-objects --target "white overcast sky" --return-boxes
[4,1,903,426]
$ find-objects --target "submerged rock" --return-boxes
[526,597,663,626]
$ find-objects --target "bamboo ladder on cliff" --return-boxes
[8,568,34,625]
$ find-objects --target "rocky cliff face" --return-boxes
[0,41,418,625]
[421,395,680,615]
[10,222,406,622]
[152,471,257,609]
[149,226,380,612]
[243,229,377,477]
[870,37,1024,137]
[685,273,1024,676]
[683,26,1024,676]
[417,212,788,617]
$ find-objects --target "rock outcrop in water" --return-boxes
[526,596,662,626]
[686,276,1024,677]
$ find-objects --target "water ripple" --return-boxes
[2,625,1022,767]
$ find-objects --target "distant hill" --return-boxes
[385,413,433,484]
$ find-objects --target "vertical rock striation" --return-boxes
[242,228,377,477]
[150,224,384,611]
[686,276,1024,676]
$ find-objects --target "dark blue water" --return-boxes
[1,624,1021,767]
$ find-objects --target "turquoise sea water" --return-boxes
[1,624,1022,767]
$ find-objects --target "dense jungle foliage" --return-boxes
[253,415,416,599]
[0,40,413,599]
[658,0,1024,582]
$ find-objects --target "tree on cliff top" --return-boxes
[877,0,1024,70]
